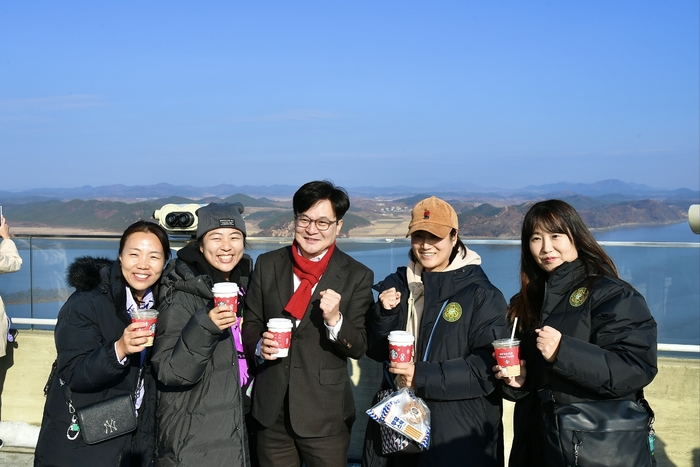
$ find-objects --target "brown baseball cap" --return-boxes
[406,196,459,238]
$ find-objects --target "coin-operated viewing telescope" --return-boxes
[689,204,700,234]
[153,203,205,249]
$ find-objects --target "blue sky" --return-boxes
[1,1,698,192]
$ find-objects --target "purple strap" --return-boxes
[231,318,248,387]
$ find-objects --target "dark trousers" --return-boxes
[256,396,351,467]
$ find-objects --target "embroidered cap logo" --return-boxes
[423,210,430,219]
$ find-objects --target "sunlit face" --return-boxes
[294,199,343,260]
[199,228,245,280]
[119,231,166,300]
[411,230,455,273]
[529,227,579,273]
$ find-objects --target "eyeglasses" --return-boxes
[295,215,338,231]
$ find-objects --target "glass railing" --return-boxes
[2,235,699,351]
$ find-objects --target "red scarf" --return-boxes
[284,240,336,320]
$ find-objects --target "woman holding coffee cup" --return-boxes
[363,197,509,467]
[35,221,171,467]
[496,200,657,467]
[151,202,254,467]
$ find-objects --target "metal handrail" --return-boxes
[10,318,700,353]
[10,318,57,326]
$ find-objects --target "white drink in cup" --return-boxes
[388,330,415,363]
[212,282,239,314]
[131,309,159,347]
[267,318,294,358]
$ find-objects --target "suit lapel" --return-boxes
[275,247,295,318]
[296,248,347,333]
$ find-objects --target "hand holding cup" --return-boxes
[116,322,153,360]
[263,318,293,359]
[260,331,280,360]
[493,357,527,388]
[388,361,415,388]
[208,304,238,330]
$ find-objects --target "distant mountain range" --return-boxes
[1,180,697,237]
[1,179,698,204]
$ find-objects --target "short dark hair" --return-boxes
[119,220,172,261]
[293,180,350,220]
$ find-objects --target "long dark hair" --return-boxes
[508,200,618,332]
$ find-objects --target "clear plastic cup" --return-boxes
[131,309,159,347]
[493,338,521,377]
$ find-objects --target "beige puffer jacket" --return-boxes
[0,238,22,356]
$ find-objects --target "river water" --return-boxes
[1,222,698,345]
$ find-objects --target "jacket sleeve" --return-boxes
[414,285,509,401]
[549,283,658,398]
[241,255,267,364]
[0,239,22,274]
[55,295,132,392]
[151,288,223,386]
[365,272,407,363]
[328,265,374,360]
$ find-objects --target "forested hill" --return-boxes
[2,193,693,238]
[456,198,689,238]
[4,194,274,233]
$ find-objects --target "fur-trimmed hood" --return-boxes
[66,256,115,291]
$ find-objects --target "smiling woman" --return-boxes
[119,231,168,303]
[150,202,254,467]
[499,200,658,467]
[34,220,171,467]
[364,196,509,467]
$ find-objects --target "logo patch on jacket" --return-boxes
[569,287,589,307]
[442,302,462,322]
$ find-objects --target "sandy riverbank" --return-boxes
[10,218,416,239]
[10,216,690,240]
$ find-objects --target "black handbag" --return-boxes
[550,391,655,467]
[74,393,137,445]
[59,371,139,445]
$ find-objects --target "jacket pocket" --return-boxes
[319,367,348,385]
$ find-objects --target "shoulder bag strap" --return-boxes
[422,301,448,361]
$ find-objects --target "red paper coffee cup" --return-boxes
[131,309,159,347]
[493,338,521,377]
[388,330,414,363]
[212,282,239,314]
[267,318,293,358]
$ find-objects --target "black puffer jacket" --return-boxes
[364,259,509,467]
[151,244,252,467]
[35,257,157,467]
[503,259,658,467]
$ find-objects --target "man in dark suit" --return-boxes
[242,180,374,467]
